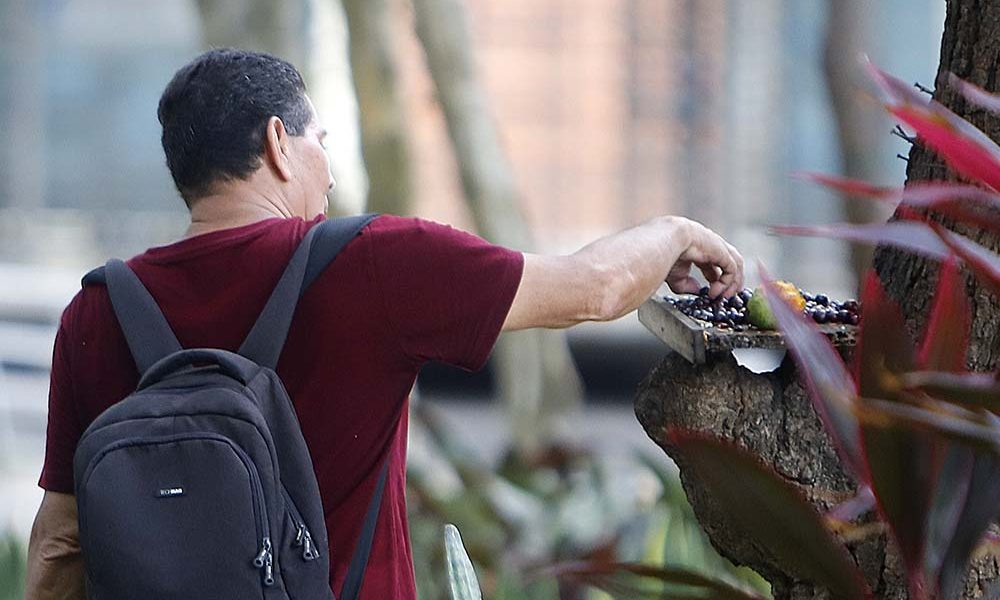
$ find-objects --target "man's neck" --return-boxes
[184,187,294,239]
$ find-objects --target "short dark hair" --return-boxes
[157,48,312,203]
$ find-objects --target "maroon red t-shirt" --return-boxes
[39,214,524,599]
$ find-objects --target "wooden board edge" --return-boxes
[638,297,706,364]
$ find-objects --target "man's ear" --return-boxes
[263,116,293,182]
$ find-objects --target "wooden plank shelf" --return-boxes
[638,295,858,365]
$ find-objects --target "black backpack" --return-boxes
[72,215,383,600]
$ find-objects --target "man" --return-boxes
[26,48,743,599]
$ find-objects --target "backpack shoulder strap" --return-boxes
[100,259,183,374]
[81,266,107,287]
[238,213,377,368]
[340,458,390,600]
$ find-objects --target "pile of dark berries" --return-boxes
[802,292,860,326]
[667,287,860,330]
[669,287,753,330]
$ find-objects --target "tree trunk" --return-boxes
[410,0,584,457]
[1,0,45,210]
[873,0,1000,383]
[194,0,310,67]
[824,0,893,289]
[340,0,413,216]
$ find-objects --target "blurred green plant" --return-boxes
[0,531,25,600]
[408,400,769,600]
[445,524,483,600]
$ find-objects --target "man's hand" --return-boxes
[503,216,744,331]
[664,219,744,299]
[26,491,86,600]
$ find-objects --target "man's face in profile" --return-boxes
[285,96,335,219]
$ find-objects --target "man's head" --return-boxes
[158,48,333,216]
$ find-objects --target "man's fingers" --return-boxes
[668,276,702,295]
[672,221,746,299]
[698,263,722,283]
[726,243,745,294]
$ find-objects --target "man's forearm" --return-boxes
[502,215,742,331]
[26,492,86,600]
[571,216,692,322]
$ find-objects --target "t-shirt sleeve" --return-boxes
[367,216,525,371]
[38,308,85,493]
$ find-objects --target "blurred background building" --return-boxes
[0,0,945,591]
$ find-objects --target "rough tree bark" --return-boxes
[637,1,1000,598]
[410,0,584,457]
[873,0,1000,379]
[340,0,413,217]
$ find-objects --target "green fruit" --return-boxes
[747,287,778,330]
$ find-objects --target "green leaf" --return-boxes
[539,560,767,600]
[0,532,25,600]
[667,429,870,600]
[445,524,484,600]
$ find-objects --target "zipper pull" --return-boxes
[263,550,275,587]
[254,537,276,586]
[302,530,319,561]
[253,538,271,568]
[294,524,305,547]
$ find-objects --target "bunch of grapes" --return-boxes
[668,287,860,329]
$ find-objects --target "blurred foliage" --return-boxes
[0,531,25,600]
[444,524,483,600]
[407,400,769,600]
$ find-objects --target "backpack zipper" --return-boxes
[80,432,277,588]
[280,486,320,561]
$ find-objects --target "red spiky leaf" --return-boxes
[891,103,1000,192]
[932,224,1000,295]
[901,371,1000,413]
[769,222,952,260]
[867,61,1000,192]
[668,429,870,600]
[918,257,971,372]
[795,172,898,200]
[854,272,916,400]
[949,73,1000,114]
[758,263,867,481]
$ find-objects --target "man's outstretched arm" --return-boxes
[26,491,86,600]
[503,216,744,331]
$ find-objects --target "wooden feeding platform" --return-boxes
[638,294,858,365]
